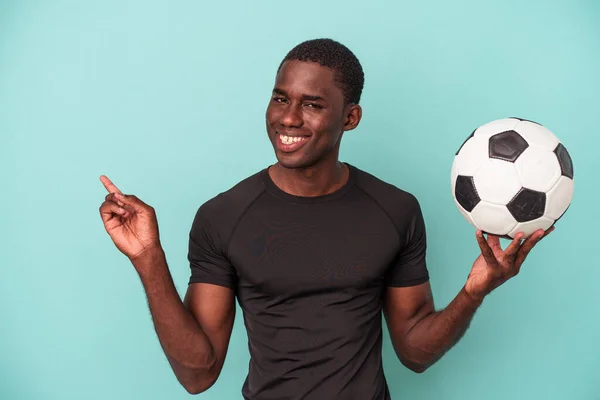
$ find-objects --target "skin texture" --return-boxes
[99,59,553,393]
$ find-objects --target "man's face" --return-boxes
[265,60,358,169]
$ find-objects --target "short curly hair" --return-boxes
[278,38,365,105]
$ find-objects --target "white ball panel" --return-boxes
[473,118,520,140]
[514,145,562,192]
[545,176,574,219]
[470,202,518,236]
[473,159,522,205]
[454,198,477,227]
[508,216,554,238]
[515,121,560,151]
[454,136,490,176]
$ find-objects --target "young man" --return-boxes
[99,39,552,399]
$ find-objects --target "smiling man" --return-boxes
[99,38,551,399]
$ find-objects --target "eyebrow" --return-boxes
[273,88,325,102]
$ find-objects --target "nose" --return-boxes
[280,104,303,128]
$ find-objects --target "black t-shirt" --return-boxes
[188,163,429,400]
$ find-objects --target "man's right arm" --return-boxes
[98,175,236,394]
[132,246,235,394]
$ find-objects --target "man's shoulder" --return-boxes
[194,168,267,225]
[352,164,420,209]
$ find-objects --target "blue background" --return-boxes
[1,1,599,399]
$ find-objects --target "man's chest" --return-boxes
[227,202,401,296]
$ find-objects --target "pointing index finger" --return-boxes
[100,175,122,194]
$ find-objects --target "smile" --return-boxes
[276,132,310,153]
[280,134,308,145]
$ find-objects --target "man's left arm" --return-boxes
[384,227,554,373]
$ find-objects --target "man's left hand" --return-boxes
[464,226,554,303]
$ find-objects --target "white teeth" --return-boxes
[280,135,306,145]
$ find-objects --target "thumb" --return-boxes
[114,192,150,212]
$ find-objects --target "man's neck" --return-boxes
[268,160,349,198]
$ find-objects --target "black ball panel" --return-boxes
[507,188,546,222]
[554,143,574,179]
[455,175,480,212]
[489,130,529,162]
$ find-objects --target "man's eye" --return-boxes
[306,103,323,109]
[272,97,286,103]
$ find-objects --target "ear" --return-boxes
[343,104,362,132]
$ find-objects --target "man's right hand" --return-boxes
[99,175,161,262]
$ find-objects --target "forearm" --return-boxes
[131,247,216,390]
[404,286,482,370]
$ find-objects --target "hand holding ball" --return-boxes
[451,117,574,239]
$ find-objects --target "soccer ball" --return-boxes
[451,117,574,239]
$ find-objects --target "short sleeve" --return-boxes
[187,203,237,289]
[385,196,430,287]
